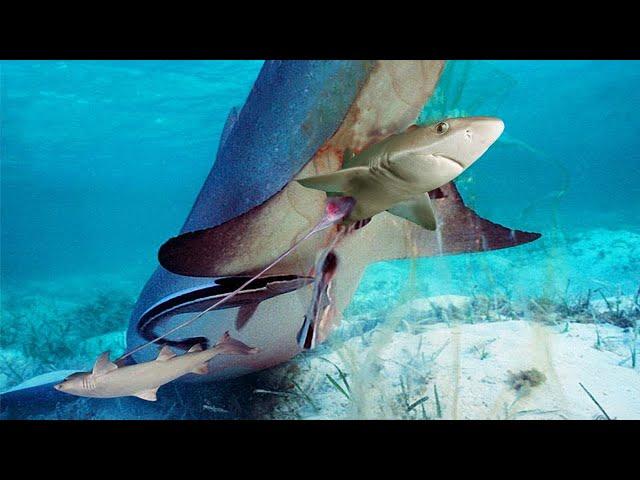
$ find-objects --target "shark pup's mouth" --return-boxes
[436,154,465,170]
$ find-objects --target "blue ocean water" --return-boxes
[2,61,638,290]
[1,60,639,418]
[1,61,264,285]
[356,61,640,308]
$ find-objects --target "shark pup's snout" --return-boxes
[470,116,504,146]
[433,116,504,169]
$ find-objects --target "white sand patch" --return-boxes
[282,321,639,420]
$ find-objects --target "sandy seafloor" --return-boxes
[1,226,638,420]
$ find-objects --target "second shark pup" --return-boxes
[54,332,257,401]
[297,117,505,230]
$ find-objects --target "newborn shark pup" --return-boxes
[297,117,505,230]
[54,332,257,401]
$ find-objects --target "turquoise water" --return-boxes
[3,61,638,289]
[1,61,263,285]
[1,60,639,418]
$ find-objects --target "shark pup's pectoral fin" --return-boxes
[296,167,369,195]
[133,388,159,402]
[92,351,118,375]
[387,194,437,230]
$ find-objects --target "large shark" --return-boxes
[0,60,540,417]
[135,61,539,380]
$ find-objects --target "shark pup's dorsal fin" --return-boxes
[93,351,118,375]
[156,345,176,362]
[187,343,203,353]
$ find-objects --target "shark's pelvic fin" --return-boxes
[387,194,437,230]
[296,167,369,195]
[191,364,209,375]
[133,388,158,401]
[92,352,118,375]
[156,345,176,362]
[187,343,203,353]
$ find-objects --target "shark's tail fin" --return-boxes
[426,182,540,256]
[352,181,541,265]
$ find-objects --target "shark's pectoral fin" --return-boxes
[296,167,368,194]
[133,388,158,402]
[92,351,118,375]
[191,363,209,375]
[387,194,437,230]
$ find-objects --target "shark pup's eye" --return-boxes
[435,121,449,135]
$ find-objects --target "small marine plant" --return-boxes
[433,383,443,419]
[558,281,592,318]
[591,286,639,329]
[579,382,613,420]
[631,286,639,369]
[406,393,430,414]
[469,338,496,360]
[506,368,547,396]
[320,357,351,401]
[499,369,550,420]
[0,287,135,390]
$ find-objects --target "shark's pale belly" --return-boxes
[128,215,399,382]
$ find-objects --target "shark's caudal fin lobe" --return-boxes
[296,167,369,194]
[93,352,118,375]
[133,388,158,402]
[430,182,541,254]
[387,194,437,230]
